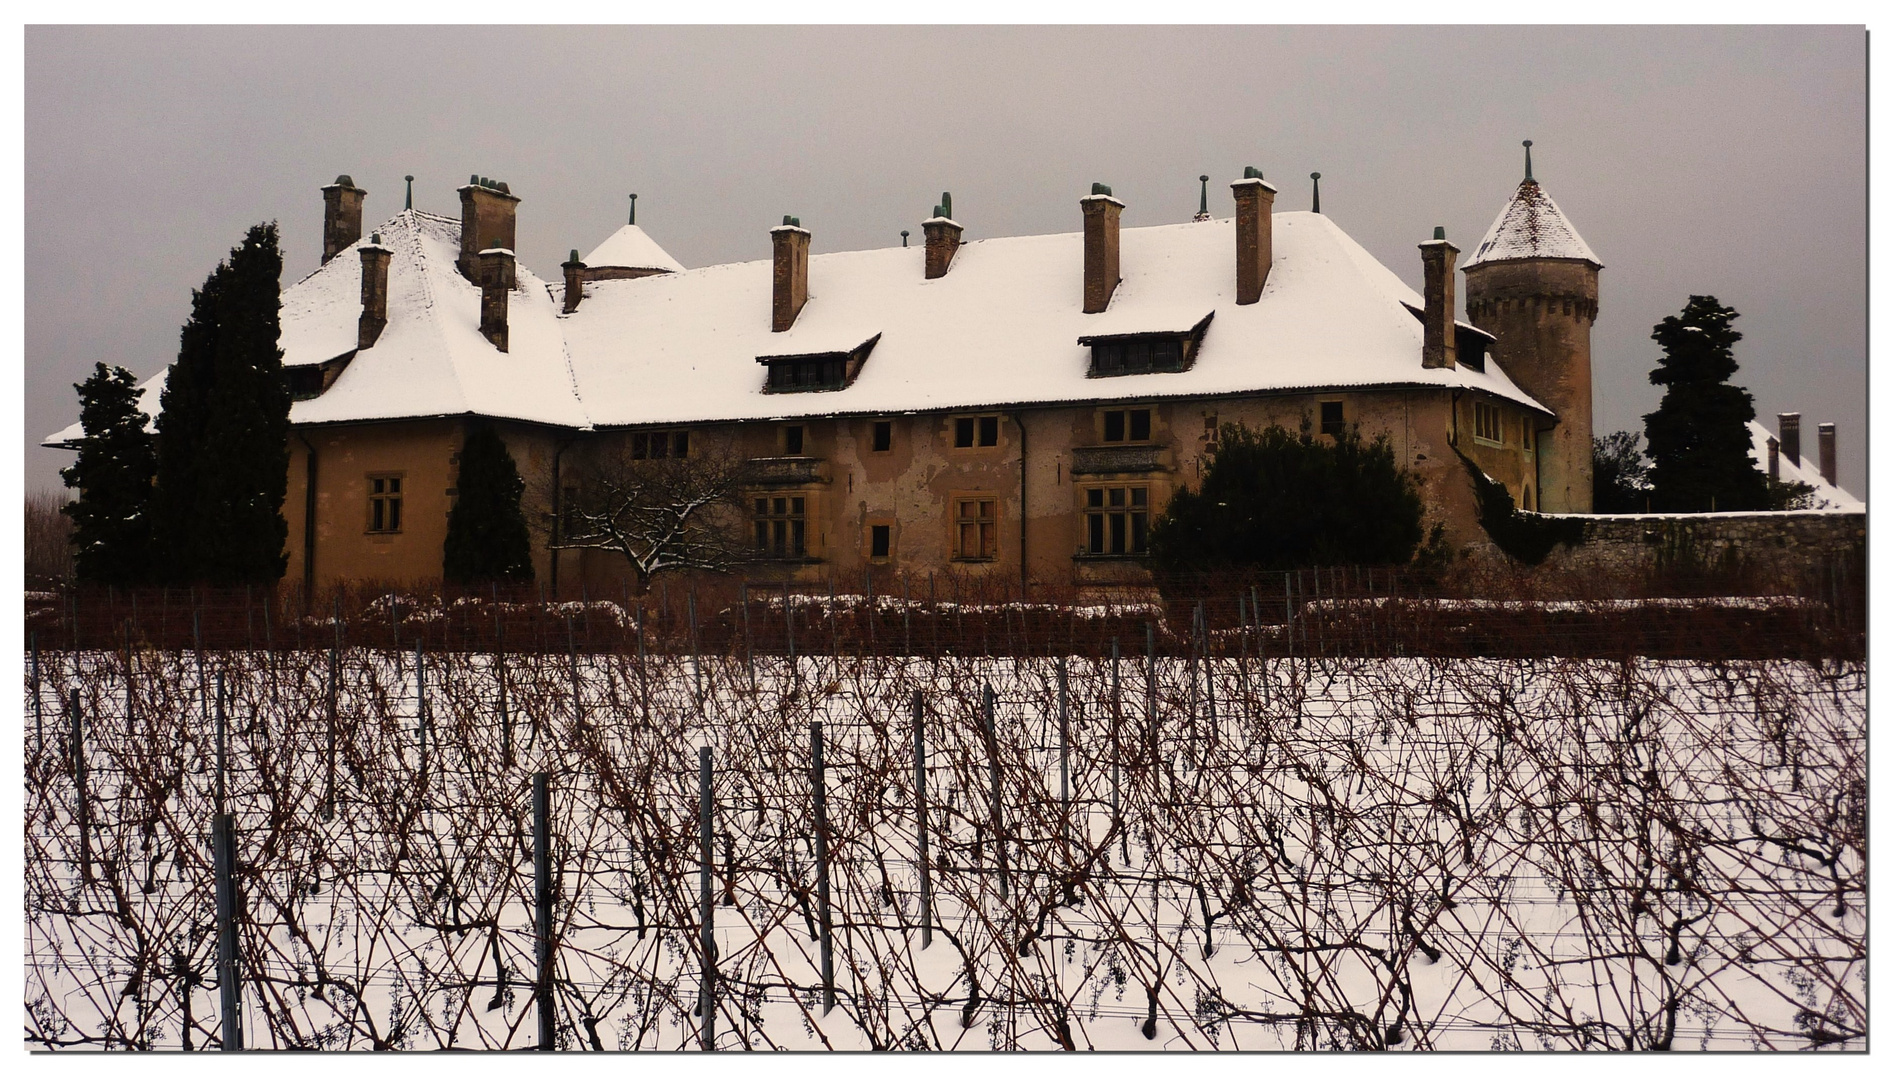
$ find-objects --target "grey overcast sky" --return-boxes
[24,24,1867,495]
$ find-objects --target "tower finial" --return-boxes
[404,175,414,210]
[1310,172,1322,214]
[629,193,637,226]
[901,229,910,248]
[1194,175,1210,222]
[1523,140,1534,182]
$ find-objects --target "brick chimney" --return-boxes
[1777,413,1801,466]
[1419,226,1458,369]
[1230,167,1276,305]
[459,176,520,285]
[322,175,366,264]
[1818,423,1837,486]
[771,216,810,332]
[478,242,513,353]
[562,249,585,315]
[1081,183,1124,314]
[357,232,390,349]
[1767,436,1780,482]
[923,192,961,280]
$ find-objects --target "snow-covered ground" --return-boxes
[25,649,1864,1050]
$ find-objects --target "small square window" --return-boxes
[978,416,999,446]
[870,524,891,559]
[785,425,805,455]
[872,420,892,453]
[954,417,975,448]
[1320,401,1345,438]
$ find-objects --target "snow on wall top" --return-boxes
[562,211,1552,429]
[581,224,686,273]
[1462,180,1600,269]
[1750,420,1862,510]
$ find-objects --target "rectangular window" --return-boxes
[954,497,998,560]
[1084,486,1149,556]
[753,495,807,558]
[1473,401,1503,444]
[632,430,690,459]
[1090,337,1186,376]
[673,431,690,457]
[765,356,847,391]
[1320,400,1346,438]
[784,425,805,455]
[368,474,403,533]
[954,417,975,448]
[978,416,999,447]
[871,420,892,453]
[1103,408,1152,443]
[870,524,891,559]
[1521,418,1534,456]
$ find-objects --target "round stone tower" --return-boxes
[1462,143,1601,513]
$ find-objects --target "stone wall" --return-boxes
[1528,510,1865,579]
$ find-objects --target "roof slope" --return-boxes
[1748,420,1862,510]
[1463,180,1600,269]
[582,224,686,272]
[562,211,1549,428]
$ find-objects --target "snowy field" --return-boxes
[25,647,1865,1050]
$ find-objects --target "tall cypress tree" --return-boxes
[60,363,157,584]
[152,223,291,583]
[442,422,535,583]
[1642,295,1769,513]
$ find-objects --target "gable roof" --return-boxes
[1462,179,1600,269]
[1748,420,1862,510]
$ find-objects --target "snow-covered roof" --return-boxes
[562,211,1550,428]
[582,224,685,273]
[43,368,166,448]
[46,208,1555,449]
[1749,420,1862,510]
[1462,179,1600,269]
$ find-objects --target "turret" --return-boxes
[1462,141,1601,513]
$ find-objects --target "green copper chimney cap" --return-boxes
[569,249,580,263]
[940,191,952,219]
[1433,226,1446,240]
[1243,166,1263,180]
[781,215,801,228]
[1090,182,1112,197]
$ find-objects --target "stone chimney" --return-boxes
[1419,226,1459,369]
[459,176,520,285]
[1767,436,1780,482]
[1081,183,1124,314]
[357,232,391,349]
[322,175,366,264]
[479,242,513,353]
[923,192,962,280]
[1818,423,1837,486]
[562,249,585,315]
[1777,413,1801,467]
[1230,167,1276,305]
[771,216,810,332]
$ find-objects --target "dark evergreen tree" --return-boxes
[151,223,291,583]
[1641,296,1770,513]
[1591,430,1651,513]
[59,363,157,584]
[443,422,534,583]
[1148,420,1426,572]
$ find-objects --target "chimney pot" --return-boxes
[1081,186,1125,314]
[459,178,521,284]
[357,237,390,349]
[1777,413,1801,466]
[771,218,811,331]
[1767,436,1780,482]
[1818,423,1837,486]
[1230,169,1277,305]
[321,175,367,264]
[478,245,513,352]
[562,250,586,315]
[922,204,963,280]
[1419,228,1459,369]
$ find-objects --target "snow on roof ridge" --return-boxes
[1462,179,1600,269]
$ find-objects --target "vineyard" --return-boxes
[22,573,1867,1051]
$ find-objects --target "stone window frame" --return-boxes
[752,491,811,560]
[1100,406,1154,445]
[1078,483,1151,558]
[870,419,894,454]
[951,414,1002,450]
[950,491,1000,562]
[1472,400,1505,447]
[865,519,894,562]
[366,473,404,534]
[782,424,806,456]
[630,430,690,460]
[1319,399,1347,439]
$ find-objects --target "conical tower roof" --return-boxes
[582,224,686,273]
[1463,178,1600,270]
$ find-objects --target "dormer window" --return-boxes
[757,333,880,394]
[1079,313,1213,378]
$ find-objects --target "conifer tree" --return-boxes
[59,363,157,584]
[1642,295,1770,513]
[151,223,291,583]
[443,422,535,583]
[1148,420,1426,571]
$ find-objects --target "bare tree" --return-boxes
[553,437,755,589]
[25,490,74,590]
